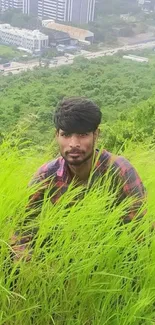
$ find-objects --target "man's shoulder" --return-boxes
[112,154,132,170]
[36,156,63,178]
[29,157,64,186]
[99,149,133,173]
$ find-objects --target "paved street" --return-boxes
[1,40,155,76]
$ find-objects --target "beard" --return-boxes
[61,150,94,166]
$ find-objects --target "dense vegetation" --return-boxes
[0,135,154,325]
[89,0,154,43]
[0,8,41,30]
[0,53,155,324]
[90,0,138,43]
[0,45,30,64]
[0,54,155,150]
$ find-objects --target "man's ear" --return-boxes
[94,128,100,142]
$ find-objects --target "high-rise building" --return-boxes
[138,0,155,10]
[23,0,38,15]
[1,0,23,11]
[1,0,96,24]
[66,0,96,24]
[38,0,66,21]
[38,0,96,24]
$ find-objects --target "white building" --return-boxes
[0,24,49,51]
[23,0,38,15]
[138,0,155,11]
[38,0,96,24]
[1,0,23,11]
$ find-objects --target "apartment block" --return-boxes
[1,0,96,24]
[138,0,155,10]
[38,0,66,21]
[66,0,96,24]
[0,24,49,51]
[1,0,23,11]
[38,0,96,24]
[23,0,38,15]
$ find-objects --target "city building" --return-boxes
[42,20,94,44]
[1,1,96,25]
[1,0,23,11]
[38,0,65,21]
[0,24,49,51]
[23,0,38,15]
[67,0,96,24]
[38,0,96,24]
[42,26,71,46]
[138,0,155,11]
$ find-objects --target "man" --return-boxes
[11,97,146,259]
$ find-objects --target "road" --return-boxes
[1,40,155,76]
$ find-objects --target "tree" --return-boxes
[0,9,41,30]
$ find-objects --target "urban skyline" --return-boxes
[0,0,96,24]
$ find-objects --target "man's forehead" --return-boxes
[58,129,92,135]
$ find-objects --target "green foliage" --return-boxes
[41,48,60,59]
[1,32,155,323]
[89,14,136,43]
[87,0,140,44]
[0,56,155,149]
[0,45,27,64]
[0,140,153,325]
[0,9,41,30]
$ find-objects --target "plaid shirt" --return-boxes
[11,149,146,260]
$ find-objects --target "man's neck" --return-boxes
[68,158,93,184]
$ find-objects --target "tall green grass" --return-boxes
[0,140,154,325]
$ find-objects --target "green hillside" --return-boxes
[0,55,155,324]
[0,55,155,149]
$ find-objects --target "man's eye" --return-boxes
[62,133,70,137]
[79,133,89,137]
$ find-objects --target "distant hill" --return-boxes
[0,55,155,150]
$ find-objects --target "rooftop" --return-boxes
[0,24,48,40]
[42,20,94,41]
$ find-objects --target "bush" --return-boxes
[0,139,154,325]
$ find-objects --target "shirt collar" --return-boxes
[57,157,71,183]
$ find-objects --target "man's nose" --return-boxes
[69,135,80,147]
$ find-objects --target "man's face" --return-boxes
[56,129,99,166]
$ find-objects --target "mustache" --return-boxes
[66,149,84,154]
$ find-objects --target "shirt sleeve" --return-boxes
[115,158,147,224]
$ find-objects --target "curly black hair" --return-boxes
[54,97,102,133]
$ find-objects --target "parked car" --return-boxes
[3,62,11,68]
